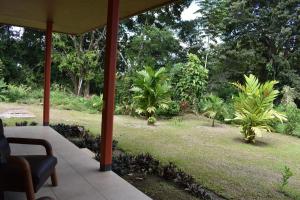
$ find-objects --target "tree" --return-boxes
[53,30,106,96]
[231,74,287,143]
[131,66,171,124]
[125,25,183,70]
[172,53,208,111]
[202,94,227,127]
[197,0,300,94]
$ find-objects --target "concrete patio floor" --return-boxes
[3,126,151,200]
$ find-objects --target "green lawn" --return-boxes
[1,102,300,200]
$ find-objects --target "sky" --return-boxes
[181,2,201,21]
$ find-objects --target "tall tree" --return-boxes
[53,29,106,96]
[197,0,300,95]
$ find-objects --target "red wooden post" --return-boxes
[43,20,53,126]
[100,0,120,171]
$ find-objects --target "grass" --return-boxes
[1,102,300,199]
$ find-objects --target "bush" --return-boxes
[274,105,300,136]
[156,101,181,118]
[0,79,7,101]
[200,94,227,127]
[171,54,209,112]
[147,116,157,125]
[6,84,30,102]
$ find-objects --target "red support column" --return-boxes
[100,0,120,171]
[43,21,53,126]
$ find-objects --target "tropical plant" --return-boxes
[131,66,171,123]
[202,94,227,127]
[279,166,293,192]
[231,74,287,143]
[172,54,208,111]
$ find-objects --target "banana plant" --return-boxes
[231,74,287,143]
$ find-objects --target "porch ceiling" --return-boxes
[0,0,175,34]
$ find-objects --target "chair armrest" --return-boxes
[6,156,35,197]
[7,156,31,173]
[7,137,53,156]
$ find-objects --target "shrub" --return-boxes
[6,84,30,102]
[201,94,227,127]
[0,79,7,101]
[171,54,208,112]
[156,101,181,118]
[231,74,287,143]
[274,105,300,135]
[279,166,293,192]
[131,66,171,123]
[147,116,157,125]
[84,94,103,112]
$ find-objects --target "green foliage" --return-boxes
[172,54,208,111]
[0,79,7,101]
[6,84,30,102]
[279,166,293,191]
[125,26,182,70]
[147,116,157,126]
[231,74,287,143]
[202,94,227,127]
[281,86,298,107]
[131,66,171,121]
[156,101,181,118]
[275,105,300,136]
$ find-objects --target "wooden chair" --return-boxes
[0,119,58,200]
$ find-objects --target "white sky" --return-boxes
[181,2,201,21]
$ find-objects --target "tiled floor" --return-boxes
[3,126,151,200]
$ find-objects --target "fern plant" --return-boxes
[131,66,171,123]
[231,74,287,143]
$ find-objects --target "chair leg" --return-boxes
[0,191,4,200]
[51,169,58,186]
[25,184,35,200]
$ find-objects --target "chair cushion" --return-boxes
[0,155,57,192]
[23,155,57,191]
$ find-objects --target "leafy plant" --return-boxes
[172,54,208,111]
[202,94,227,127]
[6,84,30,102]
[279,166,293,191]
[275,105,300,135]
[231,74,287,143]
[281,86,298,107]
[147,116,157,125]
[0,79,7,101]
[131,66,171,123]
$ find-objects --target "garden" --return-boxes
[1,0,300,199]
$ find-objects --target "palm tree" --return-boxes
[131,66,171,124]
[231,74,286,143]
[202,94,227,127]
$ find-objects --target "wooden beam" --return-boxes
[100,0,120,171]
[43,20,53,126]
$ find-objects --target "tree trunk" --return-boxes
[83,81,90,97]
[212,118,215,127]
[77,78,83,96]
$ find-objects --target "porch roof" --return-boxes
[0,0,174,34]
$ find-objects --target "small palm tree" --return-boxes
[202,94,227,127]
[231,74,286,143]
[131,66,171,124]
